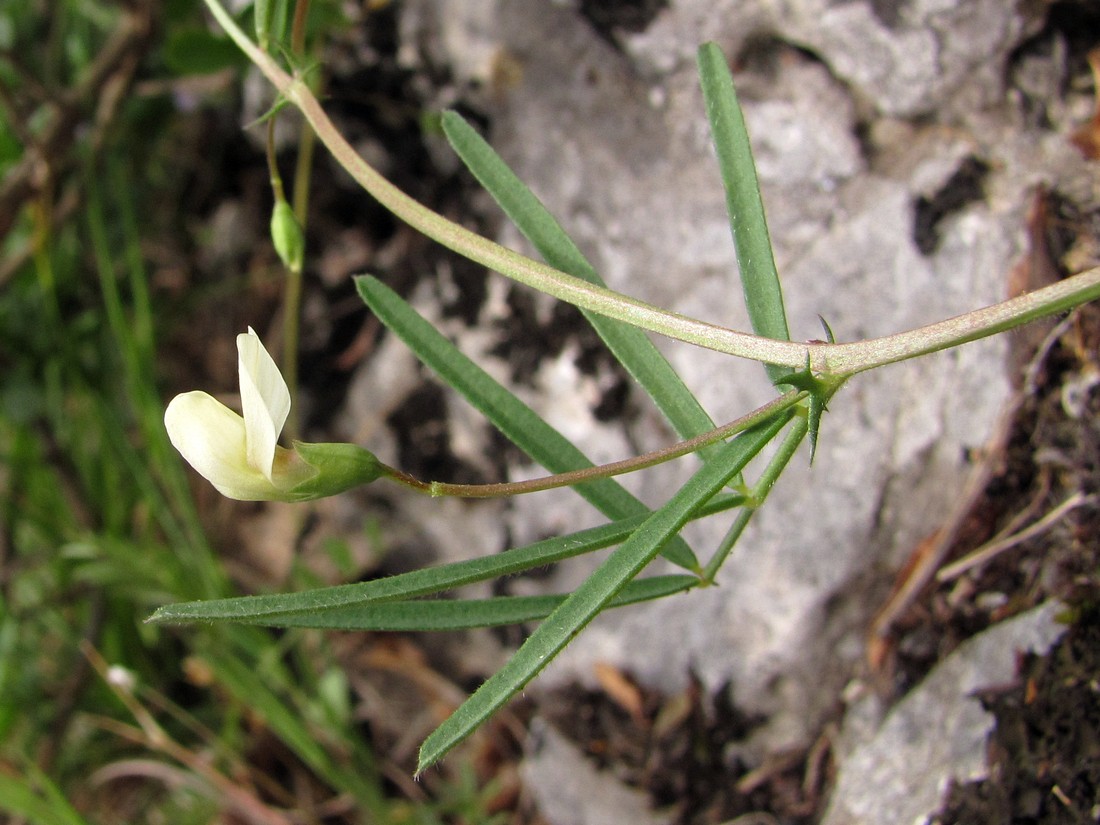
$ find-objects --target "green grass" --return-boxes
[0,160,393,821]
[0,1,504,821]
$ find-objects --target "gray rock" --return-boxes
[626,0,1033,118]
[521,721,670,825]
[821,601,1068,825]
[339,0,1092,816]
[461,0,1027,754]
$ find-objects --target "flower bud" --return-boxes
[270,199,304,273]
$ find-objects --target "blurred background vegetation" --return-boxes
[0,1,515,821]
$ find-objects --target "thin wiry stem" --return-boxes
[383,391,805,498]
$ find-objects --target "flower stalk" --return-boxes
[383,389,807,499]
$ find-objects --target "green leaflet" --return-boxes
[441,111,720,458]
[223,576,698,631]
[355,274,701,573]
[417,411,792,773]
[697,42,792,385]
[149,496,741,625]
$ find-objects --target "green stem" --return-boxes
[701,414,808,583]
[292,121,315,224]
[382,390,805,499]
[284,0,314,442]
[204,0,1100,375]
[288,0,316,227]
[265,118,285,202]
[282,256,302,439]
[266,118,303,439]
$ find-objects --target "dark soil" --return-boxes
[934,612,1100,825]
[539,675,827,824]
[919,306,1100,821]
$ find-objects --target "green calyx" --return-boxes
[287,441,383,501]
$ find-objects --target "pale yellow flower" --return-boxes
[165,328,380,501]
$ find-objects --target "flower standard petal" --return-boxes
[165,391,280,500]
[237,327,290,482]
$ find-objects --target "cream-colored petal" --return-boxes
[237,327,290,482]
[164,391,280,500]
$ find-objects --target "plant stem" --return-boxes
[204,0,1100,375]
[382,390,806,499]
[266,118,303,439]
[701,413,808,582]
[282,255,302,439]
[290,0,310,55]
[288,0,316,226]
[283,0,315,443]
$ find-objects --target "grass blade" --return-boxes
[148,495,740,624]
[0,768,90,825]
[417,411,792,773]
[441,111,719,455]
[209,646,385,808]
[697,42,791,384]
[356,274,700,572]
[230,575,698,631]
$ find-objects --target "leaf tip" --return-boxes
[145,606,179,625]
[415,740,440,777]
